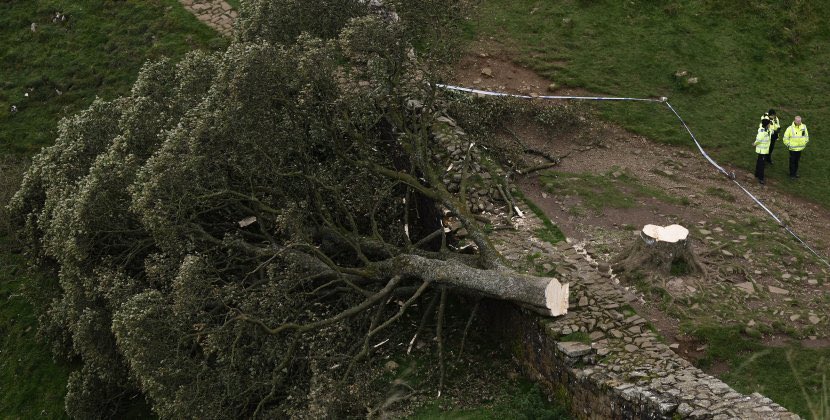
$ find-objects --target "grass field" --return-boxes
[0,0,225,155]
[467,0,830,207]
[0,1,226,418]
[693,325,830,418]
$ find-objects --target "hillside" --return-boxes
[467,0,830,207]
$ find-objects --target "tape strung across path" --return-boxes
[437,83,830,269]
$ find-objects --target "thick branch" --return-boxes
[373,254,568,316]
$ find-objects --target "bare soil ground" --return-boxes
[451,44,830,360]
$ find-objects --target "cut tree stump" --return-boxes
[611,224,705,277]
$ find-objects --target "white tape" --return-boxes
[436,83,663,102]
[436,84,830,268]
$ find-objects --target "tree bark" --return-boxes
[374,254,569,316]
[611,224,705,276]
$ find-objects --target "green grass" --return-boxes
[0,238,71,419]
[512,189,566,244]
[225,0,242,11]
[539,170,686,214]
[0,0,226,155]
[692,325,830,418]
[0,1,226,418]
[704,186,736,201]
[559,332,590,344]
[468,0,830,208]
[410,381,570,419]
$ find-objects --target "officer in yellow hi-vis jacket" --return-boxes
[754,119,771,185]
[783,116,809,179]
[760,109,780,164]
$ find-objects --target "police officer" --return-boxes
[754,118,771,185]
[760,109,780,164]
[783,116,809,179]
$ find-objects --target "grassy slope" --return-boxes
[0,1,225,418]
[467,1,830,416]
[693,325,830,418]
[468,0,830,207]
[0,0,226,155]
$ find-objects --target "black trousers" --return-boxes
[765,131,778,163]
[755,153,767,180]
[789,150,802,177]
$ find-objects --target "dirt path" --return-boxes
[451,44,830,355]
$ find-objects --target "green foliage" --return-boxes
[445,95,591,169]
[1,2,228,418]
[0,0,225,156]
[9,1,495,417]
[470,0,830,207]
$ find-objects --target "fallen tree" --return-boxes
[9,1,566,417]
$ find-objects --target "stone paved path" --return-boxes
[180,0,237,36]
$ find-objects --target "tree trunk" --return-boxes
[374,254,569,316]
[611,224,705,277]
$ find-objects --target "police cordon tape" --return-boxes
[437,83,830,269]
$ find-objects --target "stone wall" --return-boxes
[490,218,800,419]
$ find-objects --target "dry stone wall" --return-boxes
[491,211,800,419]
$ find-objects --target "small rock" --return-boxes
[480,67,493,77]
[384,361,399,372]
[735,282,755,294]
[722,250,733,257]
[698,229,711,235]
[624,344,638,352]
[547,83,558,92]
[687,77,699,84]
[808,279,818,285]
[790,314,801,322]
[809,315,820,325]
[675,70,689,77]
[768,286,789,295]
[557,341,592,357]
[472,78,482,85]
[782,273,792,280]
[669,343,680,349]
[612,171,622,178]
